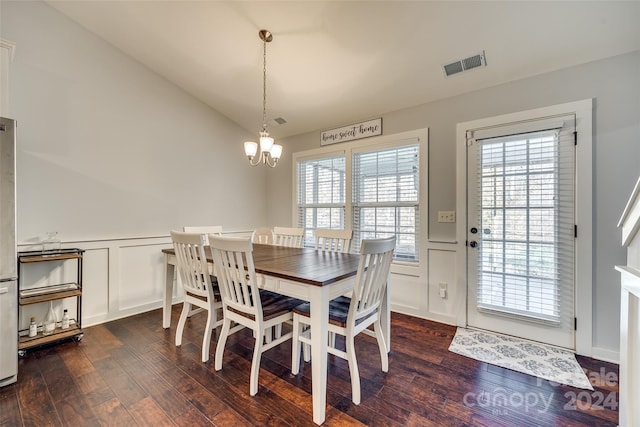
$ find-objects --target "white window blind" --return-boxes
[472,115,575,325]
[352,142,419,261]
[296,155,346,247]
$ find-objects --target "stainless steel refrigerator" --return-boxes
[0,117,17,387]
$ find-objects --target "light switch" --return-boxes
[438,211,456,223]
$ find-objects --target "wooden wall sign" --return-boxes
[320,118,382,146]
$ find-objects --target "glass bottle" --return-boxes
[42,231,61,252]
[28,317,38,337]
[61,309,70,329]
[43,301,56,336]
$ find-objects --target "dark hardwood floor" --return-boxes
[1,307,619,426]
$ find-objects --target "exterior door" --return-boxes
[466,115,576,349]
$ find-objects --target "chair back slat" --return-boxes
[209,235,262,321]
[171,231,214,299]
[183,226,223,245]
[314,229,352,253]
[252,227,274,245]
[273,226,304,248]
[348,237,395,325]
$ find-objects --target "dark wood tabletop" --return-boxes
[163,243,361,287]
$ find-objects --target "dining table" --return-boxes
[161,243,391,425]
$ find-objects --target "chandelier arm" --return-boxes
[248,153,263,167]
[264,155,278,168]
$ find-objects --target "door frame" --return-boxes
[455,99,593,356]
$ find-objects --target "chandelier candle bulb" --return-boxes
[244,141,258,159]
[259,135,274,152]
[270,144,283,159]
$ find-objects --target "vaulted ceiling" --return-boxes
[46,1,640,138]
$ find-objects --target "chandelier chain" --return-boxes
[262,37,267,132]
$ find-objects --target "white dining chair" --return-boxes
[210,235,304,396]
[314,229,352,253]
[183,226,222,275]
[291,236,396,405]
[272,226,304,248]
[171,230,223,363]
[311,228,354,351]
[251,227,274,245]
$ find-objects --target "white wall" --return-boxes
[270,51,640,359]
[1,0,272,243]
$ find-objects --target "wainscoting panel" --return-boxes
[81,248,109,325]
[426,248,458,324]
[389,271,424,315]
[118,243,168,312]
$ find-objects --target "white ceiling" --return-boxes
[46,1,640,139]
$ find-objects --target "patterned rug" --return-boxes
[448,328,593,390]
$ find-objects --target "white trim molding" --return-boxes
[616,174,640,426]
[0,39,16,61]
[0,39,17,118]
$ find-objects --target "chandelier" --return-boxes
[244,29,283,168]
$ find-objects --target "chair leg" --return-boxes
[303,340,311,363]
[374,319,389,372]
[299,323,311,362]
[175,301,190,347]
[249,328,264,396]
[214,318,231,371]
[346,334,361,405]
[201,304,215,363]
[291,314,301,375]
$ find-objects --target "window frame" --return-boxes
[292,129,428,265]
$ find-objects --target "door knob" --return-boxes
[470,227,478,234]
[469,241,478,248]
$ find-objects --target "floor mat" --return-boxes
[448,327,593,390]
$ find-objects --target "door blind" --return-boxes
[471,115,575,326]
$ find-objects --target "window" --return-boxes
[295,138,424,262]
[296,155,346,247]
[352,143,420,261]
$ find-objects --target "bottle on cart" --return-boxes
[42,231,61,252]
[61,309,70,329]
[43,301,56,336]
[28,317,38,337]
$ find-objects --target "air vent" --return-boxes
[269,117,287,126]
[443,51,487,77]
